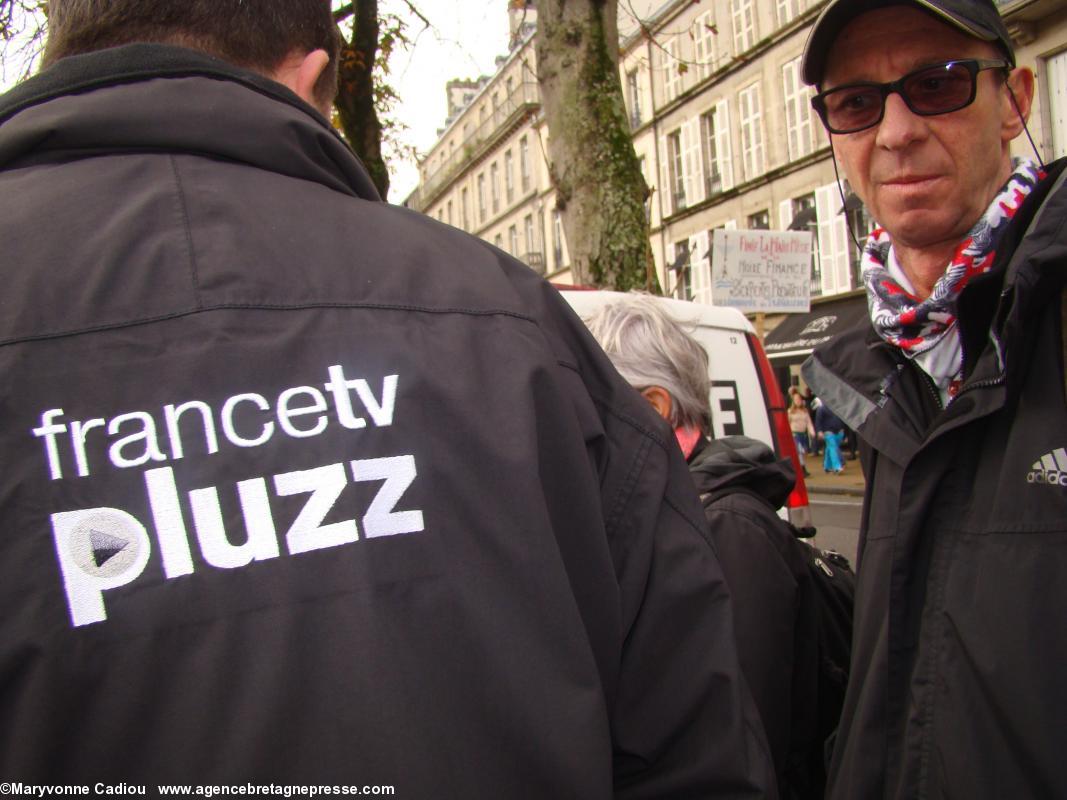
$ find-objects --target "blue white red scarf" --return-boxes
[863,159,1045,359]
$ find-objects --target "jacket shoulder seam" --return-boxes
[591,398,709,542]
[168,155,204,308]
[0,300,551,348]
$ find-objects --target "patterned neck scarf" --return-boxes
[863,159,1045,358]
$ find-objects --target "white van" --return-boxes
[560,289,812,528]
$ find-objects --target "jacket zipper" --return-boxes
[917,367,944,412]
[954,327,1007,400]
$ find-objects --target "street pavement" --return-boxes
[802,448,865,498]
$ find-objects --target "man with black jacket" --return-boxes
[585,295,823,799]
[801,1,1067,797]
[0,2,775,794]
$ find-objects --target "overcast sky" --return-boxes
[384,0,512,201]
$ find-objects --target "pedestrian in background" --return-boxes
[587,295,829,800]
[788,388,816,477]
[0,2,774,794]
[801,0,1067,796]
[814,402,845,474]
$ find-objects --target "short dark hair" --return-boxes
[43,0,340,106]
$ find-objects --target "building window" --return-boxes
[731,0,757,54]
[538,209,547,268]
[520,136,531,192]
[508,224,519,255]
[748,210,770,229]
[792,193,820,295]
[738,82,765,180]
[627,69,643,127]
[670,240,692,301]
[494,233,504,250]
[1047,49,1067,159]
[843,183,874,288]
[553,209,564,269]
[667,129,686,210]
[461,188,470,231]
[776,0,803,27]
[477,173,487,222]
[505,150,515,204]
[783,56,815,161]
[446,199,453,226]
[693,11,717,80]
[663,39,681,103]
[638,154,651,219]
[700,108,722,197]
[490,162,500,214]
[524,214,536,256]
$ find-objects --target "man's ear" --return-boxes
[1002,66,1035,142]
[294,49,332,115]
[639,386,674,423]
[273,49,332,115]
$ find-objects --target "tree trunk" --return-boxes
[334,0,390,200]
[536,0,658,292]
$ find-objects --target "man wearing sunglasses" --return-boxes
[799,1,1067,799]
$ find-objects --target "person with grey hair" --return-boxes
[585,294,713,454]
[586,294,828,799]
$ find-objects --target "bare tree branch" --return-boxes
[333,3,355,24]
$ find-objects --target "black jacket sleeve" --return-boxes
[704,495,815,795]
[611,440,778,799]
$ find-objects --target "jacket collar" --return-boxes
[0,43,381,201]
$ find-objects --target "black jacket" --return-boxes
[690,437,821,799]
[803,158,1067,798]
[0,45,775,796]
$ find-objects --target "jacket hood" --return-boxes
[689,435,797,509]
[0,43,381,201]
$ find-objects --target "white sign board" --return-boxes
[711,229,812,313]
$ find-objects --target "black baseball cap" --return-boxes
[801,0,1016,86]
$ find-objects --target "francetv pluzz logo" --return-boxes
[1027,448,1067,487]
[33,364,425,628]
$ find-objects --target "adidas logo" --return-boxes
[1027,448,1067,487]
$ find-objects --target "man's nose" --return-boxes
[875,91,928,149]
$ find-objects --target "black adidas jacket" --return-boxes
[0,45,775,796]
[803,158,1067,799]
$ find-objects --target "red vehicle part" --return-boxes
[746,331,813,531]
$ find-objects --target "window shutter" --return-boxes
[660,135,673,216]
[779,199,793,231]
[815,182,850,293]
[685,117,704,206]
[1048,50,1067,158]
[782,59,800,161]
[690,231,712,305]
[664,40,679,102]
[830,189,851,290]
[715,100,734,191]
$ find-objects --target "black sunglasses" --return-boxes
[811,59,1009,134]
